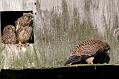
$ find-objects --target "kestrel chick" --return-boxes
[2,25,16,44]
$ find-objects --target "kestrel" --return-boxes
[2,25,17,44]
[65,39,110,65]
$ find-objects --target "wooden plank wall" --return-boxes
[0,0,119,70]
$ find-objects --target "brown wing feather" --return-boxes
[17,26,32,43]
[15,12,33,27]
[65,39,110,65]
[71,39,110,57]
[15,12,33,45]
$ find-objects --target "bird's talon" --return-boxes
[26,43,29,46]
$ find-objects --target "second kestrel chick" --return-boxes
[16,25,33,48]
[2,25,17,44]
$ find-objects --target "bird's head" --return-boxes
[23,12,33,25]
[3,25,15,34]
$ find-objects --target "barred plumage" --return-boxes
[65,39,110,65]
[15,12,33,27]
[2,25,16,44]
[15,12,33,48]
[17,26,32,43]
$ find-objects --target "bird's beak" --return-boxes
[64,55,81,66]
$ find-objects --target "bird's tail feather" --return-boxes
[64,55,81,66]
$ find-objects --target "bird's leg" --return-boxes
[86,57,94,64]
[17,41,22,49]
[26,42,29,46]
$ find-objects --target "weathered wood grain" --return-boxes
[0,0,119,70]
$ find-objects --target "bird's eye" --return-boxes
[23,16,27,19]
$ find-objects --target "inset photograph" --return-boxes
[1,11,34,45]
